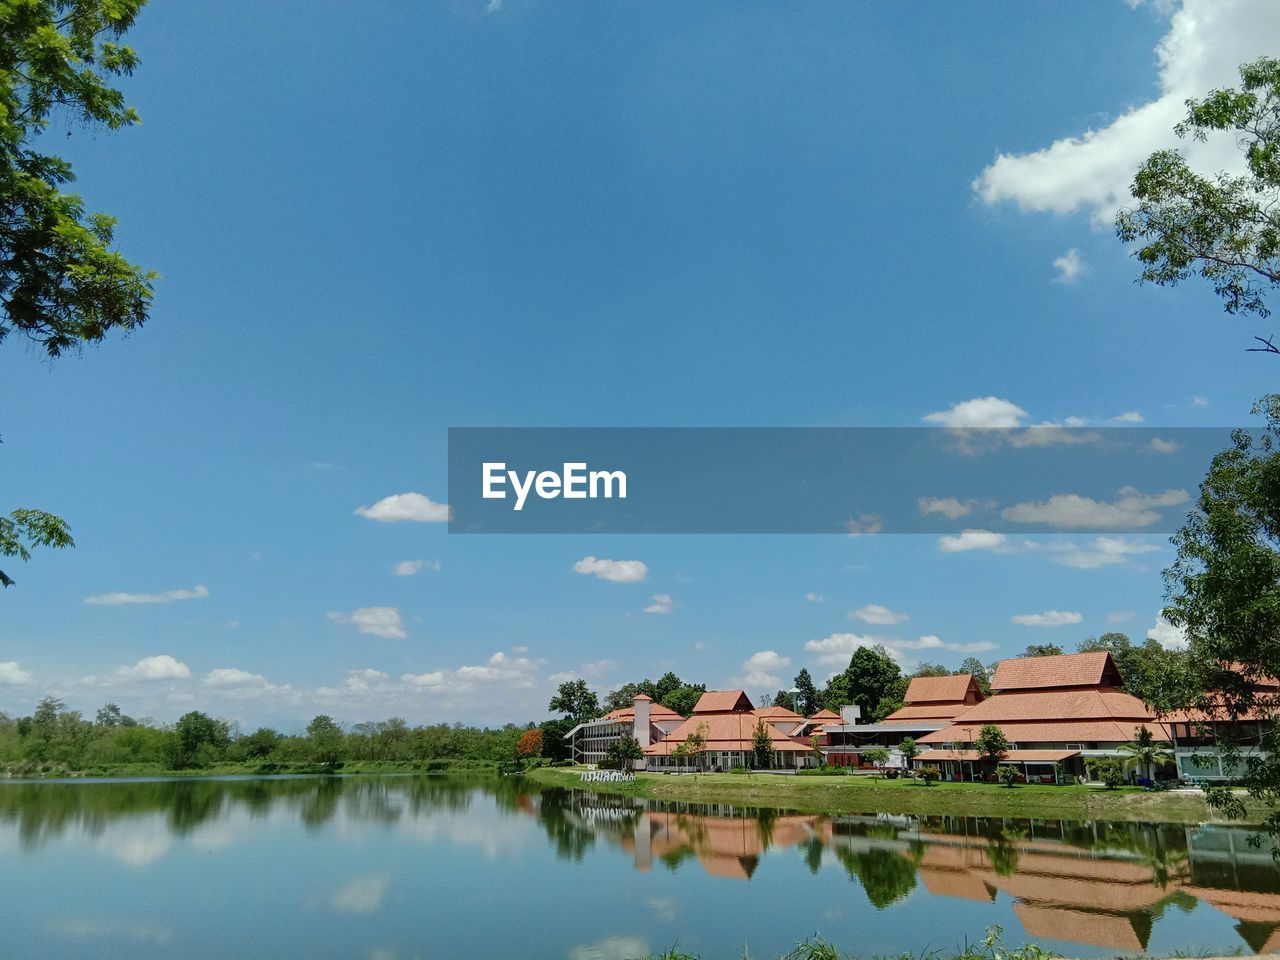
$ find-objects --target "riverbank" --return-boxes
[0,758,503,779]
[528,766,1256,823]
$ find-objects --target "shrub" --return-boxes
[998,765,1020,788]
[918,765,941,785]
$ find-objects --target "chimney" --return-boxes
[632,694,652,747]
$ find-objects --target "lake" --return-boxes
[1,775,1276,959]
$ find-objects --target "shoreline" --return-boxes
[527,766,1259,824]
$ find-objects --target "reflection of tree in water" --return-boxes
[529,788,601,862]
[832,844,918,908]
[802,836,825,875]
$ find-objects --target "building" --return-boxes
[644,690,819,771]
[822,674,985,768]
[915,652,1166,783]
[1163,666,1278,781]
[566,695,685,767]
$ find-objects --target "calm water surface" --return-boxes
[1,775,1277,959]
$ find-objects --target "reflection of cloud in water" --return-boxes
[94,818,172,867]
[568,935,650,960]
[330,873,390,914]
[47,917,172,944]
[646,896,679,924]
[399,810,531,860]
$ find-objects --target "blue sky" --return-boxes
[3,0,1279,729]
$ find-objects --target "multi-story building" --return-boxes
[644,690,819,771]
[566,695,685,767]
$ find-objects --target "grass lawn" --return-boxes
[528,766,1252,823]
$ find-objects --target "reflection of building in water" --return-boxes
[621,809,822,880]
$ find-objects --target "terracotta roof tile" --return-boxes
[991,651,1119,691]
[945,689,1153,724]
[903,674,977,703]
[644,713,811,755]
[808,709,841,721]
[752,705,805,721]
[692,690,754,713]
[917,720,1169,744]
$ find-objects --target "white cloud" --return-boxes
[1053,248,1083,282]
[455,651,538,686]
[573,556,648,583]
[1048,536,1162,569]
[938,529,1008,553]
[84,585,209,606]
[1111,411,1145,423]
[1107,610,1136,624]
[1002,487,1188,529]
[804,633,880,668]
[803,631,991,670]
[0,661,33,685]
[737,650,792,688]
[918,497,975,519]
[355,493,450,523]
[116,655,191,681]
[1148,615,1189,650]
[400,670,446,689]
[203,668,268,688]
[1011,610,1083,627]
[973,0,1276,224]
[923,397,1027,429]
[1191,395,1210,407]
[643,593,675,615]
[393,560,423,576]
[803,592,824,603]
[850,604,909,625]
[330,874,389,914]
[1149,437,1179,453]
[569,937,652,960]
[327,607,407,640]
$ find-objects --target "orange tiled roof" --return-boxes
[917,720,1168,745]
[752,705,805,722]
[644,713,811,755]
[692,690,754,713]
[903,674,977,703]
[990,651,1119,691]
[808,709,841,722]
[881,703,971,723]
[601,702,684,723]
[1013,904,1147,952]
[945,688,1153,724]
[916,749,1080,762]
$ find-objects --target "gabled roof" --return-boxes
[644,713,811,755]
[600,702,684,723]
[808,709,841,722]
[903,674,980,704]
[944,688,1153,724]
[752,705,805,722]
[692,690,754,714]
[990,651,1121,691]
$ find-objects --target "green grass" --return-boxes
[528,766,1249,823]
[1,758,502,779]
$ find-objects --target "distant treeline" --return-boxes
[0,698,579,776]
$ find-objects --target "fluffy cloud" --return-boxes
[803,592,823,603]
[1150,437,1179,454]
[1053,248,1083,282]
[456,651,539,686]
[203,668,269,688]
[393,559,438,576]
[327,607,407,639]
[400,670,446,689]
[84,585,209,606]
[0,661,33,685]
[938,530,1008,553]
[918,497,975,520]
[923,397,1027,429]
[1108,610,1136,624]
[116,655,191,681]
[1148,615,1189,650]
[355,493,450,523]
[804,632,992,669]
[572,556,649,583]
[973,0,1277,224]
[1011,610,1083,627]
[737,650,792,688]
[850,604,909,625]
[643,594,675,615]
[1111,411,1145,424]
[1002,487,1188,529]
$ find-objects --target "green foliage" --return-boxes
[913,663,951,677]
[974,725,1010,770]
[1076,632,1188,711]
[956,657,992,695]
[918,765,941,785]
[171,712,230,769]
[0,508,73,588]
[1163,396,1280,845]
[1118,57,1280,342]
[998,765,1020,788]
[661,684,706,718]
[1020,644,1063,658]
[862,746,890,776]
[604,673,706,717]
[793,667,819,716]
[1118,727,1175,780]
[1088,757,1125,790]
[822,645,904,722]
[604,734,643,770]
[899,736,919,776]
[751,719,774,769]
[548,678,601,722]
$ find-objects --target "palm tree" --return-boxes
[1119,727,1174,782]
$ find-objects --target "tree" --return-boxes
[956,657,992,696]
[516,728,543,768]
[1117,57,1280,352]
[1164,396,1280,843]
[770,689,793,709]
[660,684,705,718]
[1119,727,1174,782]
[95,702,133,727]
[1078,632,1186,708]
[863,746,890,778]
[1020,644,1063,658]
[548,679,600,722]
[793,667,819,716]
[751,719,774,769]
[171,711,229,769]
[305,714,343,767]
[998,765,1020,788]
[826,645,904,722]
[899,736,919,778]
[1,1,157,589]
[913,663,951,678]
[1088,757,1126,790]
[974,724,1010,780]
[604,735,643,770]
